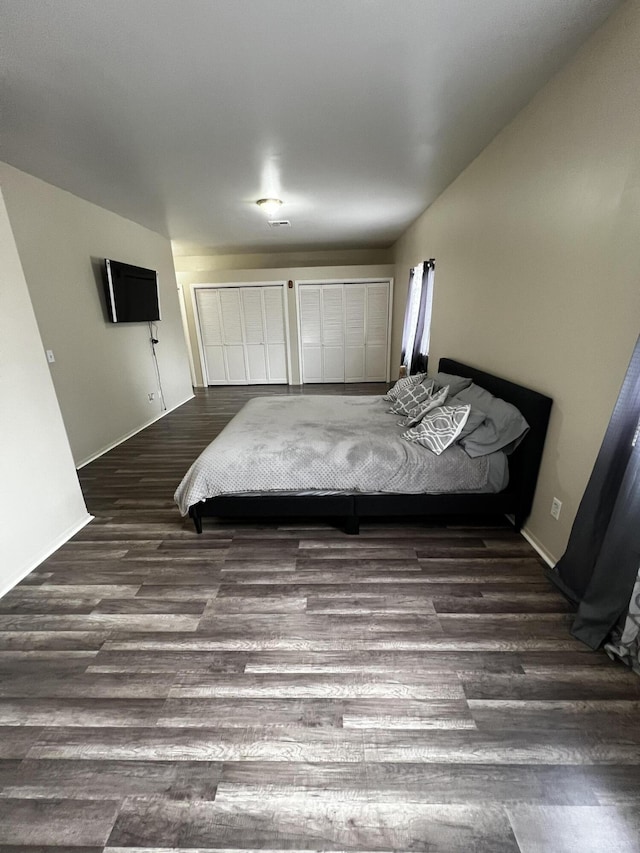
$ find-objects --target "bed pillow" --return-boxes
[432,372,473,397]
[389,381,437,415]
[445,393,487,440]
[383,372,429,401]
[402,404,471,455]
[455,383,529,457]
[397,385,449,427]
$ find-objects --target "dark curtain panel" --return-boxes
[551,334,640,649]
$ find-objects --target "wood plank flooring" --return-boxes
[2,383,640,852]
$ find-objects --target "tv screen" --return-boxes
[104,259,161,323]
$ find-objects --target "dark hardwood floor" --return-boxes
[1,384,639,852]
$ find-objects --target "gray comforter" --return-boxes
[174,395,508,515]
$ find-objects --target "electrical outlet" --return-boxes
[550,497,562,520]
[148,392,155,402]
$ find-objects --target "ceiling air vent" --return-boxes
[267,219,291,228]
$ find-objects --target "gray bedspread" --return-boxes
[174,395,508,515]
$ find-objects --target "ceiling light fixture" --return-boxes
[256,197,283,216]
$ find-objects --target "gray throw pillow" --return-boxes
[390,381,433,415]
[445,393,487,439]
[383,372,428,401]
[402,404,471,455]
[432,372,473,397]
[455,383,529,456]
[398,385,449,427]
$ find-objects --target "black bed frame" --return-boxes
[188,358,552,535]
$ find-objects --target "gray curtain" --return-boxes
[605,566,640,674]
[550,334,640,650]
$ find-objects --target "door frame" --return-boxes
[294,277,394,384]
[191,281,291,386]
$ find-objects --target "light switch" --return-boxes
[46,349,55,363]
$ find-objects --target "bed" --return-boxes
[175,358,552,534]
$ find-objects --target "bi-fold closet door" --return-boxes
[196,286,288,385]
[299,281,390,383]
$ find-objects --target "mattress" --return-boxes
[174,395,509,516]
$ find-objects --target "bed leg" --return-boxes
[344,515,360,535]
[189,506,203,534]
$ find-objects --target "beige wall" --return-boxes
[173,246,393,271]
[175,251,394,386]
[392,1,640,564]
[0,163,194,466]
[0,189,90,593]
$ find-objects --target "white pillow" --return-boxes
[383,373,429,402]
[402,404,471,455]
[397,386,449,427]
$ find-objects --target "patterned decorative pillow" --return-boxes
[389,381,437,415]
[402,404,471,455]
[397,385,449,427]
[445,393,487,439]
[383,373,429,401]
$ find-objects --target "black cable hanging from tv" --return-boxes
[149,321,167,411]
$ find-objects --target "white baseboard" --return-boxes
[76,393,195,469]
[520,525,557,569]
[0,513,94,600]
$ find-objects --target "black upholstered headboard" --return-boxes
[439,358,553,529]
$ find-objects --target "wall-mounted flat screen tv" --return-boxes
[104,259,161,323]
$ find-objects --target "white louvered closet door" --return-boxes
[263,287,288,382]
[298,281,390,384]
[365,282,390,381]
[321,285,345,381]
[195,289,227,383]
[299,286,323,382]
[241,288,268,383]
[219,288,247,383]
[197,285,288,385]
[344,284,366,382]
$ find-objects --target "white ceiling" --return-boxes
[0,0,622,254]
